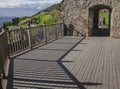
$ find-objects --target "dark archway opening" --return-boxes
[89,5,112,36]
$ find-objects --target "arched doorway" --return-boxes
[88,5,112,36]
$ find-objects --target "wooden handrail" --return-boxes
[0,22,64,88]
[6,23,64,55]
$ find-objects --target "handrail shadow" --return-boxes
[7,36,103,89]
[57,37,87,89]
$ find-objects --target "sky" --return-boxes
[0,0,62,17]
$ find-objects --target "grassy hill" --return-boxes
[8,3,62,29]
[99,12,109,25]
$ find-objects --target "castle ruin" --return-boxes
[62,0,120,37]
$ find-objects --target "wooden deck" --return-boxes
[6,36,120,89]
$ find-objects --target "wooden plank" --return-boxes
[86,39,102,89]
[6,36,120,89]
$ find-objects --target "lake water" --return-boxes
[0,17,13,27]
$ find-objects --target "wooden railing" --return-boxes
[7,23,64,55]
[0,28,8,78]
[0,22,64,88]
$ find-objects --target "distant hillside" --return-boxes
[10,2,62,29]
[33,3,62,16]
[7,2,62,29]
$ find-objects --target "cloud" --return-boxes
[0,8,40,17]
[0,0,62,17]
[0,0,62,9]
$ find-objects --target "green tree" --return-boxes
[3,21,12,26]
[12,17,19,25]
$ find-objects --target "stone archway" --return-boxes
[62,0,120,37]
[88,5,112,36]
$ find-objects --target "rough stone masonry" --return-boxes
[62,0,120,37]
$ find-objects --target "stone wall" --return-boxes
[62,0,120,37]
[111,5,120,37]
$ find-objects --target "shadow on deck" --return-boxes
[7,36,102,89]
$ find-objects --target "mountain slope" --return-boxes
[18,3,62,26]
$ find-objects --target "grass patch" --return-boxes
[99,12,109,25]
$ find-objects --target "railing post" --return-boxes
[62,20,65,36]
[0,28,2,86]
[0,26,9,82]
[2,26,9,57]
[54,20,57,39]
[3,27,9,78]
[27,24,33,49]
[43,22,47,44]
[0,33,3,89]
